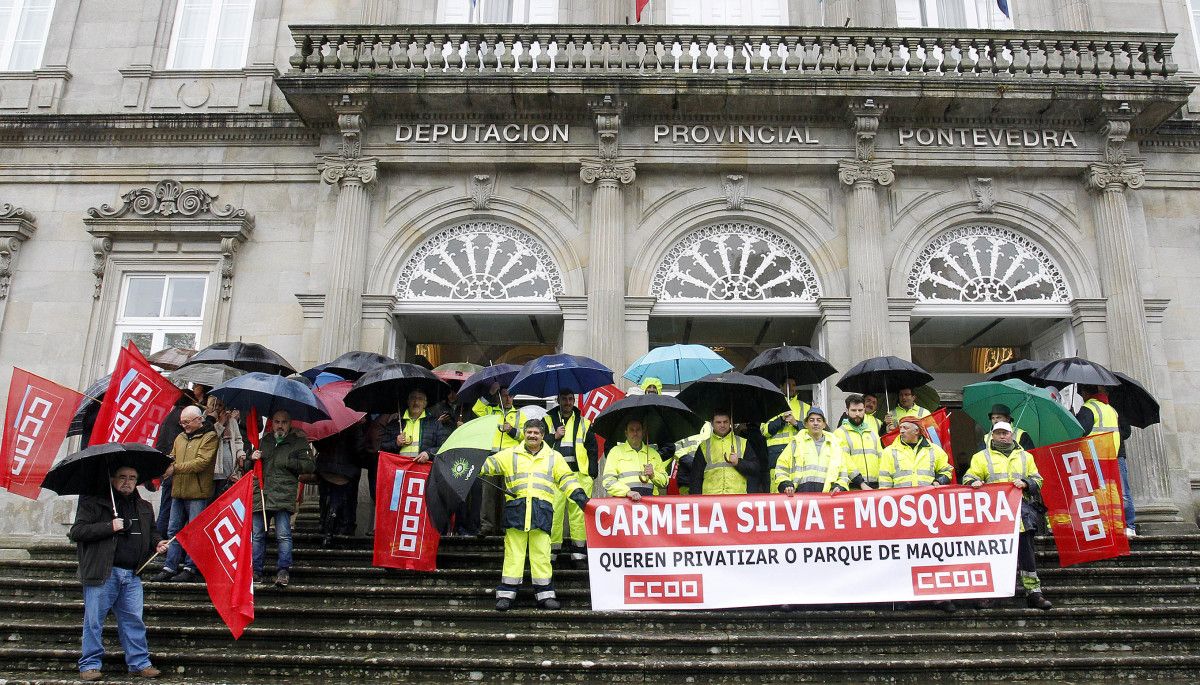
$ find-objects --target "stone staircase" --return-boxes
[1,506,1199,683]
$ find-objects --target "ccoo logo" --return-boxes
[624,574,704,605]
[911,563,993,596]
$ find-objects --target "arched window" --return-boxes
[397,220,564,301]
[651,223,821,302]
[907,225,1071,303]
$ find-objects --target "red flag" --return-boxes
[581,384,625,456]
[245,407,261,451]
[1031,434,1130,566]
[175,473,256,638]
[1,369,84,499]
[90,343,181,447]
[635,0,650,22]
[373,451,439,571]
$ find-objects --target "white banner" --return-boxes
[584,484,1022,611]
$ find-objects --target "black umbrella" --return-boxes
[179,341,295,376]
[210,372,331,423]
[743,345,837,386]
[1032,356,1119,388]
[592,394,705,446]
[42,443,171,499]
[343,363,449,414]
[144,347,197,371]
[427,448,490,531]
[67,374,111,438]
[323,351,396,380]
[675,372,790,425]
[1109,371,1159,429]
[836,356,934,395]
[456,363,521,410]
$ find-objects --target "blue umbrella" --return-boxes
[456,363,522,410]
[623,344,733,386]
[210,372,330,423]
[508,354,614,397]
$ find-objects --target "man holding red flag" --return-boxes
[248,410,314,587]
[70,465,169,680]
[175,469,257,639]
[964,422,1053,611]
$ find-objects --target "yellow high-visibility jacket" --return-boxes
[773,430,848,493]
[482,443,584,533]
[602,442,667,497]
[878,439,952,488]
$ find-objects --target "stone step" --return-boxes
[3,646,1199,683]
[3,559,1194,588]
[9,619,1199,659]
[2,576,1193,608]
[3,597,1190,633]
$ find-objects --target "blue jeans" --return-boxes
[79,568,152,673]
[252,510,293,574]
[1118,457,1137,529]
[164,497,208,572]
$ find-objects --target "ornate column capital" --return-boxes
[319,155,379,186]
[849,98,887,161]
[838,159,895,187]
[1086,161,1145,192]
[579,158,636,185]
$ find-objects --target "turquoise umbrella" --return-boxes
[962,379,1084,447]
[623,344,733,386]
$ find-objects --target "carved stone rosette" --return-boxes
[87,180,246,220]
[319,155,379,186]
[579,158,636,185]
[1086,162,1145,192]
[838,159,895,187]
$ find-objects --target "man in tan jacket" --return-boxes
[152,405,218,582]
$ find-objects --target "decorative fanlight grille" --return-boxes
[907,225,1070,303]
[650,223,821,301]
[398,221,563,300]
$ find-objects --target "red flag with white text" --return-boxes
[175,473,256,638]
[1031,434,1130,567]
[581,384,626,457]
[1,369,84,499]
[373,451,439,571]
[89,343,182,447]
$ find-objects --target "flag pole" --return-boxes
[135,536,175,575]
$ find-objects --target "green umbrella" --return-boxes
[439,414,505,453]
[434,362,484,375]
[429,414,514,529]
[962,379,1085,447]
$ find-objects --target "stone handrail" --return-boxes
[287,24,1179,81]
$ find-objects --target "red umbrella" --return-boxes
[292,381,365,441]
[434,369,472,387]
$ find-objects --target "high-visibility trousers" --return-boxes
[551,473,591,558]
[496,527,555,602]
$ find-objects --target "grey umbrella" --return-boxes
[168,363,247,388]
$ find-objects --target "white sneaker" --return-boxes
[1126,527,1138,538]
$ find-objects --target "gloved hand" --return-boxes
[569,489,589,511]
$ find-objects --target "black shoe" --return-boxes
[975,599,994,610]
[151,569,177,582]
[1026,592,1052,611]
[538,598,561,610]
[173,568,200,583]
[933,600,956,613]
[275,569,290,588]
[253,572,265,584]
[495,598,513,612]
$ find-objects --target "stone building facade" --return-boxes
[1,0,1199,538]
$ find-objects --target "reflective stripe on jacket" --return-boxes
[544,407,592,476]
[773,430,848,492]
[878,439,952,489]
[697,432,749,495]
[760,396,812,447]
[602,442,667,497]
[1084,398,1122,452]
[835,422,882,487]
[482,443,582,532]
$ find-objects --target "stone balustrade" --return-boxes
[287,25,1179,81]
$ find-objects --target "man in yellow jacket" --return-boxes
[760,377,811,489]
[878,417,953,489]
[774,408,848,494]
[964,422,1052,611]
[482,419,588,611]
[885,388,932,432]
[544,390,597,568]
[835,394,883,490]
[690,412,759,495]
[602,420,668,501]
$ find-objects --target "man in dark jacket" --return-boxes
[249,410,315,587]
[314,419,369,547]
[69,465,169,681]
[379,389,450,465]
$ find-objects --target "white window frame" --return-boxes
[897,0,1013,29]
[165,0,256,70]
[0,0,55,71]
[664,0,789,25]
[437,0,559,23]
[1187,0,1200,70]
[110,273,208,368]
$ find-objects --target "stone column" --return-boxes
[817,297,852,412]
[623,296,657,389]
[839,100,893,361]
[318,110,378,360]
[580,97,636,376]
[1086,114,1187,528]
[557,295,590,356]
